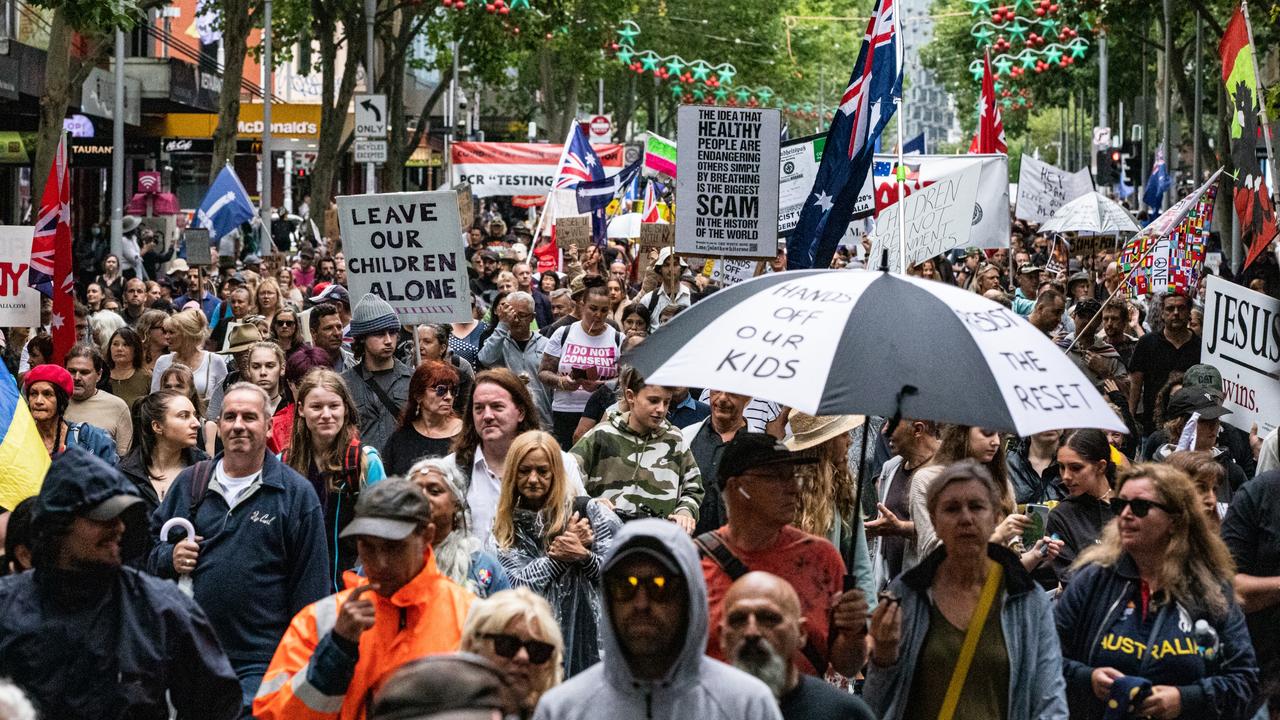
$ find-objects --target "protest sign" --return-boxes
[778,134,874,237]
[337,191,471,324]
[675,106,781,258]
[869,162,981,269]
[450,142,623,198]
[455,183,474,228]
[639,223,673,250]
[1202,275,1280,434]
[708,258,761,286]
[182,228,212,266]
[1014,155,1094,224]
[872,154,1008,248]
[0,226,40,326]
[1067,235,1118,259]
[1123,183,1216,297]
[555,216,592,251]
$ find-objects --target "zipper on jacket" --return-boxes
[1086,579,1133,665]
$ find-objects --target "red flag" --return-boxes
[641,182,659,223]
[32,136,74,365]
[972,51,1008,154]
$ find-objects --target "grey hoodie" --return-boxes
[532,519,783,720]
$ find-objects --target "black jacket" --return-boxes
[118,446,211,515]
[1006,443,1066,504]
[1045,493,1116,581]
[1055,555,1258,720]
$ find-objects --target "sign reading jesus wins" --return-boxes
[337,190,472,323]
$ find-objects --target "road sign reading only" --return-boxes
[355,94,387,137]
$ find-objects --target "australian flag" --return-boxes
[788,0,901,269]
[1143,145,1172,211]
[576,158,641,213]
[194,166,256,246]
[553,126,605,190]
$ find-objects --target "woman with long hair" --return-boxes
[86,282,106,312]
[284,368,386,589]
[105,326,152,409]
[490,430,620,677]
[1163,450,1228,528]
[606,277,632,326]
[157,362,219,454]
[150,308,227,402]
[406,457,510,598]
[270,306,304,357]
[96,254,124,301]
[118,390,207,513]
[254,277,285,326]
[1054,464,1257,720]
[276,266,305,307]
[134,309,170,375]
[909,424,1011,561]
[1045,429,1118,581]
[381,360,463,476]
[866,460,1069,719]
[618,303,650,339]
[460,588,565,718]
[968,263,1003,294]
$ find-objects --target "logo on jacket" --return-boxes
[250,511,276,526]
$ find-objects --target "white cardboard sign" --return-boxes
[870,162,981,269]
[1015,155,1094,224]
[337,191,471,324]
[0,226,41,327]
[675,105,780,258]
[1201,275,1280,434]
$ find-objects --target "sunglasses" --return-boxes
[431,384,456,398]
[482,633,555,664]
[275,319,296,326]
[605,573,683,603]
[1112,497,1174,518]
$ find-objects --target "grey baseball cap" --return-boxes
[339,479,431,541]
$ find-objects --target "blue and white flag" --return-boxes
[576,158,642,213]
[194,166,256,245]
[1143,145,1172,211]
[788,0,901,269]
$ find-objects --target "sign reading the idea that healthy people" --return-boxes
[1201,275,1280,434]
[337,191,471,324]
[0,226,40,326]
[675,105,780,257]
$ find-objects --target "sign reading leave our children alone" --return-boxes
[675,105,780,258]
[337,191,471,324]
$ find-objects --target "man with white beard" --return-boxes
[720,572,874,720]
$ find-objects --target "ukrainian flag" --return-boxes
[0,365,49,510]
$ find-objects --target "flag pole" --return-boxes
[893,0,908,273]
[1241,1,1278,202]
[530,124,579,244]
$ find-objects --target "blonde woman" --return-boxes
[135,309,170,374]
[276,266,305,307]
[1054,464,1257,720]
[150,308,227,401]
[491,430,620,677]
[283,368,386,590]
[254,277,285,326]
[460,588,565,717]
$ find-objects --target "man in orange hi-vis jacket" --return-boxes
[253,479,475,720]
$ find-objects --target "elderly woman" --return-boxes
[405,457,510,598]
[1054,464,1257,720]
[460,588,564,718]
[22,364,116,462]
[490,430,621,677]
[866,460,1069,719]
[150,308,227,402]
[381,360,463,476]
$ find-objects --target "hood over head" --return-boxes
[31,447,150,567]
[599,519,708,692]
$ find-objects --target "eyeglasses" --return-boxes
[481,633,555,664]
[1112,497,1174,518]
[431,384,456,398]
[605,573,683,603]
[275,319,296,327]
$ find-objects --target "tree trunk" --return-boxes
[210,0,254,181]
[380,15,412,192]
[309,0,364,239]
[32,7,73,208]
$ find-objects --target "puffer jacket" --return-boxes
[532,519,782,720]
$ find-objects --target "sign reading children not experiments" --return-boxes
[337,191,472,324]
[675,106,780,258]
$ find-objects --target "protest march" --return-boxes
[0,0,1279,718]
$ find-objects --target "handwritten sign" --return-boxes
[709,259,761,287]
[0,226,40,326]
[675,105,780,258]
[1201,276,1279,434]
[182,228,212,266]
[639,223,673,250]
[337,190,471,324]
[455,182,474,229]
[555,216,592,251]
[870,162,981,269]
[1015,155,1094,224]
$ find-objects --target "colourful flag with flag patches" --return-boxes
[0,362,50,510]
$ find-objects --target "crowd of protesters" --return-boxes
[0,208,1275,720]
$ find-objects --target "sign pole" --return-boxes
[262,0,273,252]
[365,0,378,194]
[893,3,908,273]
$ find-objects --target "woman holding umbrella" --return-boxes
[865,460,1068,719]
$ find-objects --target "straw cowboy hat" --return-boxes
[221,322,264,354]
[783,412,865,452]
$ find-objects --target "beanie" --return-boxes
[348,293,400,338]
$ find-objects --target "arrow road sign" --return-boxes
[355,94,387,137]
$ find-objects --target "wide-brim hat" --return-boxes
[783,412,866,452]
[121,215,142,234]
[221,322,264,354]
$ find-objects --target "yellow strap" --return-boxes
[937,559,1004,720]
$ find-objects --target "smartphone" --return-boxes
[1022,503,1052,546]
[570,368,588,381]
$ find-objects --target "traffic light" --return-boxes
[1121,140,1142,188]
[1096,149,1117,185]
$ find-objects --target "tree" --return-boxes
[208,0,260,179]
[30,0,137,205]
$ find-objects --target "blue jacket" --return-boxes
[67,420,117,464]
[145,452,330,670]
[1054,555,1258,720]
[864,544,1068,720]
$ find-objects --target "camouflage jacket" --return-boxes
[570,411,703,521]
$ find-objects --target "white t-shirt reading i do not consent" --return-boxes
[546,322,621,413]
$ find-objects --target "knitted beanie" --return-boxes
[348,293,400,337]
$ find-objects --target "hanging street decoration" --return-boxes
[966,0,1094,111]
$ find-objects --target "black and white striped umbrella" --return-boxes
[626,269,1125,436]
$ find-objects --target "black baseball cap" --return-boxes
[1166,386,1232,421]
[339,479,432,541]
[717,432,817,488]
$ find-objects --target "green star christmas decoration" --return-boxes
[665,57,684,75]
[615,48,634,64]
[1068,38,1088,59]
[1044,45,1063,64]
[640,52,661,72]
[966,0,993,14]
[1006,20,1029,41]
[714,88,729,101]
[717,66,736,84]
[690,61,712,82]
[994,55,1014,75]
[967,0,1093,113]
[1038,17,1061,34]
[1019,50,1038,68]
